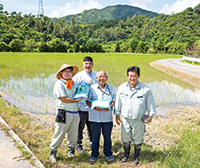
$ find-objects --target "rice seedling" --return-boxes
[1,52,200,113]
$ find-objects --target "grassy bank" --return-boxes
[1,96,200,167]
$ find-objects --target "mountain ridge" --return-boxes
[51,4,160,24]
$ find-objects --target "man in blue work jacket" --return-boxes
[114,66,156,165]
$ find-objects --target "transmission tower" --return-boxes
[38,0,44,18]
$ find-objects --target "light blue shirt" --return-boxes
[88,83,116,123]
[73,70,97,111]
[114,81,156,119]
[53,78,78,111]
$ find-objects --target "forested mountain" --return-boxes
[0,3,200,55]
[51,4,159,24]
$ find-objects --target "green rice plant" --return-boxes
[3,52,195,113]
[0,52,182,87]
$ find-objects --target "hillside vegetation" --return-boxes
[0,3,200,55]
[51,5,159,24]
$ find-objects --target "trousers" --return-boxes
[77,110,92,145]
[50,112,80,150]
[90,121,113,157]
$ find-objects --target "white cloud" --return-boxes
[128,0,153,11]
[160,0,200,14]
[48,0,103,17]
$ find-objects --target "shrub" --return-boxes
[38,42,51,52]
[0,42,10,51]
[9,39,24,52]
[73,41,80,52]
[115,43,120,52]
[68,49,73,53]
[24,39,36,52]
[47,38,68,52]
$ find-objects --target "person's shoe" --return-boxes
[50,149,57,163]
[89,156,99,162]
[68,147,75,158]
[120,156,130,163]
[76,145,84,153]
[106,155,114,161]
[133,158,140,165]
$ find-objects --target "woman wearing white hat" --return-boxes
[50,64,83,163]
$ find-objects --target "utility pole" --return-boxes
[38,0,44,18]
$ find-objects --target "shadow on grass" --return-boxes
[47,143,167,167]
[140,144,165,163]
[113,142,167,164]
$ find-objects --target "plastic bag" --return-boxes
[73,83,90,99]
[91,99,111,110]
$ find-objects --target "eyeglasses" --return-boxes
[62,69,72,73]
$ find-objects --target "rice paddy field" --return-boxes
[0,52,199,114]
[0,52,200,168]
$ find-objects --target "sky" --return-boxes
[1,0,200,17]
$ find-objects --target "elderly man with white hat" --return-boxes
[50,64,83,163]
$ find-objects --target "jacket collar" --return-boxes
[126,81,141,90]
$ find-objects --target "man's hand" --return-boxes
[75,98,84,102]
[94,107,109,111]
[116,115,121,125]
[88,80,92,86]
[144,116,153,124]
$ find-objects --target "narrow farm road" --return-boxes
[0,126,35,168]
[156,58,200,78]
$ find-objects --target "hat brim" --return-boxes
[56,64,79,79]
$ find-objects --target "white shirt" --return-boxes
[73,70,97,111]
[88,83,116,122]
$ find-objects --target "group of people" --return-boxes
[50,56,156,165]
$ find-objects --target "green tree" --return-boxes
[38,42,51,52]
[80,43,87,52]
[47,20,54,34]
[47,38,68,52]
[115,43,120,52]
[135,41,147,53]
[24,39,36,52]
[0,42,10,51]
[129,38,138,52]
[155,41,164,52]
[0,4,4,14]
[194,3,200,14]
[73,41,80,52]
[9,39,23,52]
